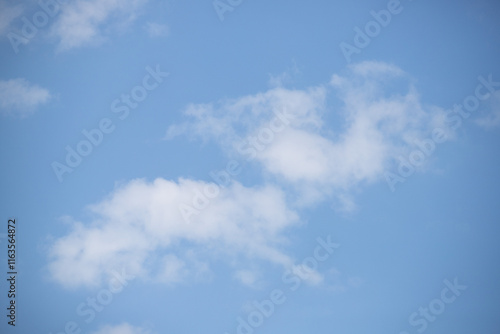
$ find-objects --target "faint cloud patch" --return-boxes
[475,91,500,129]
[89,323,153,334]
[0,78,51,117]
[325,268,363,292]
[234,269,263,289]
[145,22,169,37]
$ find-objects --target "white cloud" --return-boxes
[47,178,299,289]
[156,254,187,285]
[165,85,327,145]
[50,0,147,51]
[234,269,261,288]
[90,323,152,334]
[145,22,169,38]
[347,60,404,77]
[166,61,449,208]
[0,1,24,36]
[475,90,500,129]
[0,78,51,116]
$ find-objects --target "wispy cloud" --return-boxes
[47,178,299,289]
[50,0,147,51]
[268,60,300,88]
[323,268,363,293]
[234,269,262,288]
[145,22,169,38]
[166,61,449,208]
[0,78,51,117]
[90,323,153,334]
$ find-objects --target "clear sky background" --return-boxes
[1,0,500,333]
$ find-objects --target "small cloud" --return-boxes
[90,323,153,334]
[155,254,187,284]
[348,61,404,78]
[50,0,147,51]
[145,22,169,38]
[291,264,324,286]
[0,78,51,117]
[475,91,500,129]
[332,194,357,214]
[234,269,262,288]
[323,268,363,292]
[163,123,187,140]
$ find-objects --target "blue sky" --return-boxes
[1,0,500,333]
